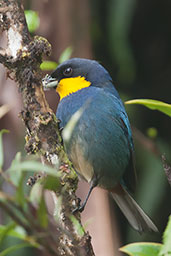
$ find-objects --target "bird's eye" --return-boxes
[63,67,72,76]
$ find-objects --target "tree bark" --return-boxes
[0,0,95,255]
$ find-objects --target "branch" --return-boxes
[0,1,95,255]
[162,155,171,186]
[132,127,171,186]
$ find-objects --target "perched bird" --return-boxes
[43,58,158,233]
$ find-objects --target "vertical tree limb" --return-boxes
[0,0,95,255]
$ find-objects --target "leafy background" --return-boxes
[0,0,171,255]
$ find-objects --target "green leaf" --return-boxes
[70,215,84,237]
[29,183,42,204]
[6,152,23,186]
[0,225,39,248]
[0,242,32,256]
[59,47,73,64]
[159,215,171,256]
[40,61,58,71]
[7,156,59,186]
[120,242,162,256]
[62,107,84,143]
[53,195,62,222]
[25,10,40,33]
[0,222,16,244]
[0,224,26,242]
[125,99,171,117]
[43,175,60,191]
[37,196,48,228]
[15,174,27,208]
[0,129,9,169]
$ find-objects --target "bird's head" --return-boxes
[42,58,112,101]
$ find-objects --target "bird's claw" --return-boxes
[72,198,85,214]
[72,204,85,214]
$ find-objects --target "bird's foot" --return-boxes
[72,204,85,214]
[72,198,85,213]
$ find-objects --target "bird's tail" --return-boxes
[111,185,158,233]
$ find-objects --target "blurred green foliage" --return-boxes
[126,99,171,117]
[40,61,58,71]
[92,0,171,246]
[120,242,162,256]
[120,215,171,256]
[25,10,40,33]
[159,215,171,256]
[146,127,158,139]
[0,131,62,255]
[40,47,72,71]
[108,0,136,84]
[58,47,73,64]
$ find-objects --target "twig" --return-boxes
[162,155,171,186]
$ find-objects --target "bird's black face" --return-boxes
[50,58,94,82]
[42,58,112,100]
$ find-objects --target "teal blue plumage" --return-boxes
[46,58,158,233]
[57,86,133,190]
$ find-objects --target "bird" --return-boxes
[43,57,158,233]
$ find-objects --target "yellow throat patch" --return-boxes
[56,76,91,101]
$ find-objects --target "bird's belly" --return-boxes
[58,88,132,189]
[69,143,94,183]
[64,125,130,189]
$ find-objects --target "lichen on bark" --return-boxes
[0,0,95,255]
